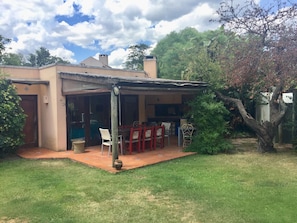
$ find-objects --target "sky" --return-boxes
[0,0,279,68]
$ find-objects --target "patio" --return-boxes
[17,137,196,173]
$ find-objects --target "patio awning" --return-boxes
[59,71,208,95]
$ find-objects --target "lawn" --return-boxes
[1,144,297,223]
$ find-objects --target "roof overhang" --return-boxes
[59,72,208,95]
[9,78,50,85]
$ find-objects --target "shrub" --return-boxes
[0,76,26,154]
[184,91,233,154]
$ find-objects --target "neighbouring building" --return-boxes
[256,91,294,143]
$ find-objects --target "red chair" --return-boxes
[125,127,142,154]
[142,126,154,151]
[153,125,165,149]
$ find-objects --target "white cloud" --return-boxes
[0,0,266,65]
[50,48,76,63]
[109,48,129,68]
[56,1,76,16]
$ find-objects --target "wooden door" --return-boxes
[20,95,38,148]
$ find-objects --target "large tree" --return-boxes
[214,0,297,152]
[28,47,69,67]
[152,27,201,79]
[179,27,228,88]
[124,44,150,70]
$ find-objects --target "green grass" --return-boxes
[1,149,297,223]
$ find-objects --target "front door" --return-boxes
[20,95,38,148]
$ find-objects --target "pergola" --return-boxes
[60,71,208,168]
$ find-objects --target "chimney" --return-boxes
[143,55,157,78]
[99,54,108,66]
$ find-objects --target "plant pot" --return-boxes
[73,140,85,154]
[114,159,123,170]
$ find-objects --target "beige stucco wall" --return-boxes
[0,66,39,79]
[1,65,67,151]
[56,64,146,78]
[39,66,67,151]
[0,58,159,151]
[1,66,43,148]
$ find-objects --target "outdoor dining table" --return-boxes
[118,126,133,154]
[118,126,131,140]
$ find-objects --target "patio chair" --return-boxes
[161,122,171,146]
[132,121,140,127]
[99,128,123,156]
[142,126,154,151]
[125,127,142,154]
[153,125,165,149]
[181,123,195,148]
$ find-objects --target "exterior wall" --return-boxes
[39,66,67,151]
[1,65,67,151]
[0,66,39,79]
[80,57,103,67]
[56,64,146,78]
[1,66,43,148]
[1,57,160,151]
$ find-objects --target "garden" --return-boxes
[1,139,297,223]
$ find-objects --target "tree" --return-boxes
[0,35,11,61]
[124,44,150,70]
[2,53,26,66]
[185,91,233,154]
[180,27,228,88]
[152,28,234,153]
[214,0,297,152]
[0,36,26,154]
[0,75,26,154]
[152,28,200,79]
[28,47,70,67]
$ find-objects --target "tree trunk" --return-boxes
[255,121,276,153]
[216,91,287,153]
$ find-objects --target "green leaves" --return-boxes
[0,76,26,153]
[123,44,150,70]
[152,27,228,84]
[185,91,233,154]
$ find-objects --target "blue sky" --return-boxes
[0,0,294,68]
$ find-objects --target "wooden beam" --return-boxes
[111,86,119,167]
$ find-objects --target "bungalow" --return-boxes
[0,55,207,152]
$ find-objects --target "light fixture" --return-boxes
[113,86,120,96]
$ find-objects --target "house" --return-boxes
[0,55,207,151]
